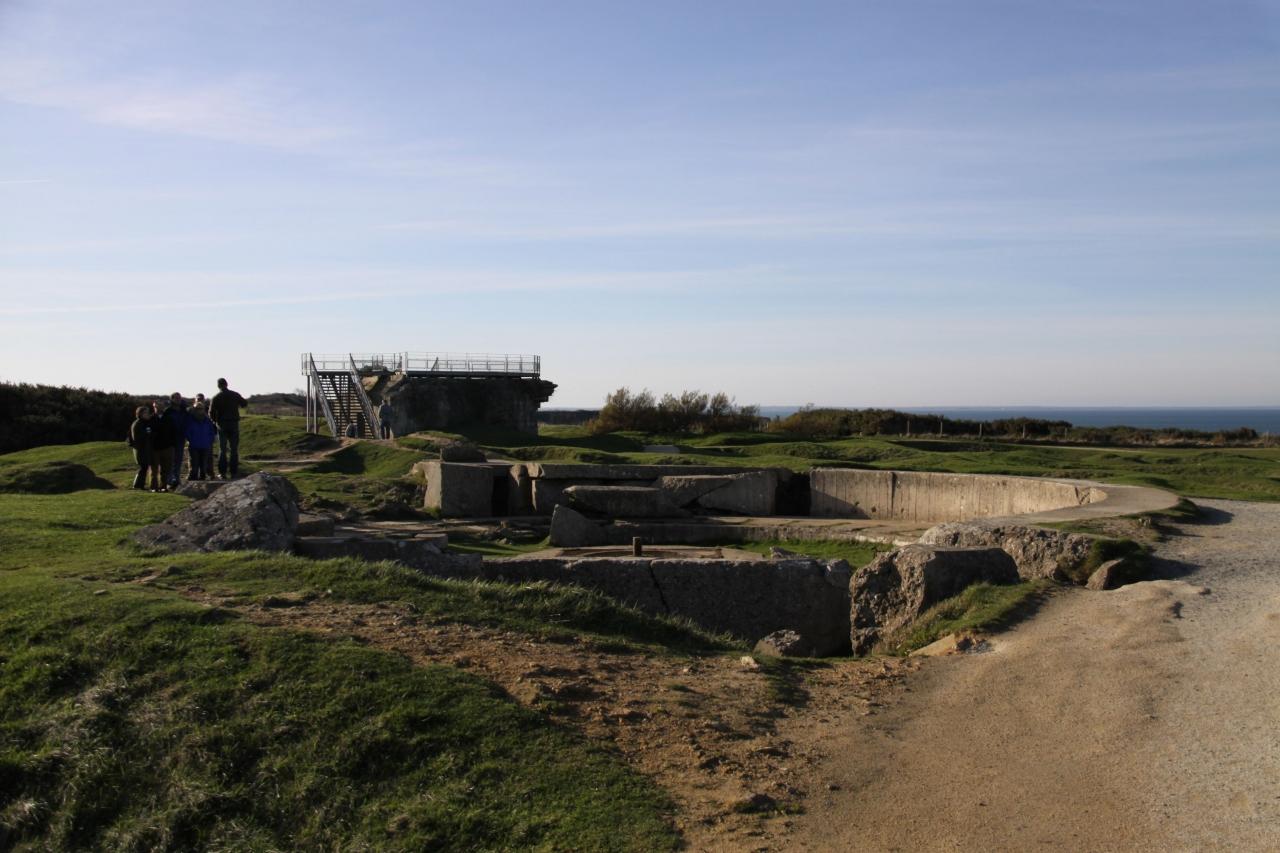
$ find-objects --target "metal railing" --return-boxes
[302,352,540,377]
[349,355,379,436]
[305,355,338,437]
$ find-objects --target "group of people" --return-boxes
[128,378,247,491]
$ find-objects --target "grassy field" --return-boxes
[1,414,1272,846]
[468,425,1280,502]
[0,482,737,849]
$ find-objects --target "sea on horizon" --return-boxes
[753,406,1280,434]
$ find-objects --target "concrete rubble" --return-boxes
[850,544,1019,655]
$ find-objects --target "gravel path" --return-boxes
[783,499,1280,852]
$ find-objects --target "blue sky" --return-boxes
[1,0,1277,406]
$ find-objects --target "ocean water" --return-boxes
[755,407,1280,434]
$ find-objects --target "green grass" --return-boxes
[735,539,889,568]
[1068,538,1151,586]
[0,573,680,851]
[0,484,747,849]
[454,425,1280,502]
[878,580,1054,655]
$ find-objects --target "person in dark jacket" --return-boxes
[162,392,188,487]
[209,377,248,479]
[378,398,394,439]
[128,405,157,490]
[150,401,175,490]
[184,403,217,480]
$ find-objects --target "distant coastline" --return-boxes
[755,407,1280,434]
[542,406,1280,434]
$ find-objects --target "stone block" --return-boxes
[420,460,503,517]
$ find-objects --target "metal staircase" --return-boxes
[302,350,542,437]
[304,354,378,437]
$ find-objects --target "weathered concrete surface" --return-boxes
[417,460,508,517]
[134,472,300,553]
[296,514,336,536]
[697,471,779,516]
[851,544,1020,654]
[918,521,1094,580]
[812,469,1098,522]
[382,374,556,435]
[655,473,738,507]
[811,468,1179,525]
[526,463,754,480]
[548,504,608,547]
[465,554,853,655]
[564,485,686,518]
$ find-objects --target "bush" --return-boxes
[589,387,761,434]
[0,383,147,454]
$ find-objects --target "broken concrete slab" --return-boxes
[549,504,608,547]
[563,485,687,518]
[697,470,779,516]
[918,521,1093,581]
[655,474,739,507]
[851,544,1019,654]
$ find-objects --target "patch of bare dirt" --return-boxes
[177,587,918,849]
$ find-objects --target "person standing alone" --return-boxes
[378,397,394,439]
[210,377,247,479]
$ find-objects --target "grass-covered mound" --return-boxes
[0,461,113,494]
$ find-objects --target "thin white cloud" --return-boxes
[0,265,785,315]
[0,56,353,150]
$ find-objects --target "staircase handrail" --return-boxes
[349,354,380,438]
[307,354,338,437]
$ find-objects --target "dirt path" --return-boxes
[782,499,1280,852]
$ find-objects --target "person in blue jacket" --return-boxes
[184,403,218,481]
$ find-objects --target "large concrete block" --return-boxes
[549,504,608,547]
[420,460,504,517]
